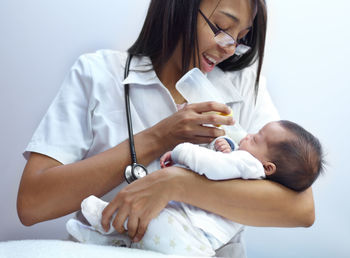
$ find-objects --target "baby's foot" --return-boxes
[81,195,128,234]
[81,195,110,234]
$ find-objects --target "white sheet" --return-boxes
[0,240,187,258]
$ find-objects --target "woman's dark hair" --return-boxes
[128,0,267,95]
[266,120,325,192]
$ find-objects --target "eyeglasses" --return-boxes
[198,9,251,56]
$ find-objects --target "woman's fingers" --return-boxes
[187,101,231,114]
[183,102,234,126]
[192,136,217,144]
[133,218,151,242]
[101,200,120,232]
[112,207,129,234]
[126,215,139,239]
[199,112,234,127]
[153,101,234,149]
[105,169,175,242]
[193,124,226,138]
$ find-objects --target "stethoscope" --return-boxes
[123,54,148,184]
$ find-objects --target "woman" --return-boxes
[17,0,315,256]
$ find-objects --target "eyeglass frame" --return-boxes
[198,9,251,56]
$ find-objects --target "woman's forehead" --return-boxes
[201,0,255,27]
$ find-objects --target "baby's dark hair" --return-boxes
[266,120,324,192]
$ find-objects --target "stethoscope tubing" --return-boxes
[123,54,148,183]
[124,54,138,164]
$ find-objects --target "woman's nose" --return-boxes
[218,44,236,59]
[218,44,237,58]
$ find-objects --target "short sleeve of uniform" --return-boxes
[23,55,94,164]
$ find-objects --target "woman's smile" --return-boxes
[201,52,218,73]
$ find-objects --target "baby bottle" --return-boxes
[175,68,247,145]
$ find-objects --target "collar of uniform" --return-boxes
[207,66,243,104]
[122,55,243,104]
[122,55,162,86]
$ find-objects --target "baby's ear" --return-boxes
[263,162,276,176]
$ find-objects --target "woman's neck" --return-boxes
[155,49,187,104]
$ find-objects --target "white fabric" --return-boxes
[169,141,265,249]
[69,142,264,255]
[66,218,131,247]
[80,195,124,235]
[72,198,217,256]
[0,240,184,258]
[171,142,265,180]
[23,49,280,257]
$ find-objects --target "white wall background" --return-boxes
[0,0,349,257]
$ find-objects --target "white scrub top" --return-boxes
[23,49,279,257]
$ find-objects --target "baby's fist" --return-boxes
[214,138,231,153]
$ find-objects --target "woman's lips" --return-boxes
[201,53,217,73]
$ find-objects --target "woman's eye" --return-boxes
[215,24,224,30]
[238,29,251,41]
[215,24,230,32]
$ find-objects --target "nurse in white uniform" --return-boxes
[17,0,315,257]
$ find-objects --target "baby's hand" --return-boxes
[214,138,232,153]
[160,151,174,168]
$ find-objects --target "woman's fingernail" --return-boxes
[133,237,139,242]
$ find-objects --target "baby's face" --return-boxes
[239,121,290,163]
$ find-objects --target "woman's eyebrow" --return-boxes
[219,11,240,23]
[219,11,253,29]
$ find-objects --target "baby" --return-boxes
[66,120,324,256]
[163,119,324,192]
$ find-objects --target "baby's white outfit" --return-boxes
[67,139,265,256]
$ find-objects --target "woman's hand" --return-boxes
[101,167,184,242]
[152,101,234,150]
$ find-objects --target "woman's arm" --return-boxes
[17,102,233,226]
[102,166,314,242]
[17,127,162,226]
[176,167,315,227]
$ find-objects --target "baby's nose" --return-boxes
[245,134,252,140]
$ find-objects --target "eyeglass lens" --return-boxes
[215,31,250,55]
[199,9,251,55]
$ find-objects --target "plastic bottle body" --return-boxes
[175,68,248,145]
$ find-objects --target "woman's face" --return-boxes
[197,0,255,73]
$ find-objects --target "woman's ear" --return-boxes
[263,161,276,176]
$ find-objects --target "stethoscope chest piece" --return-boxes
[124,163,148,184]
